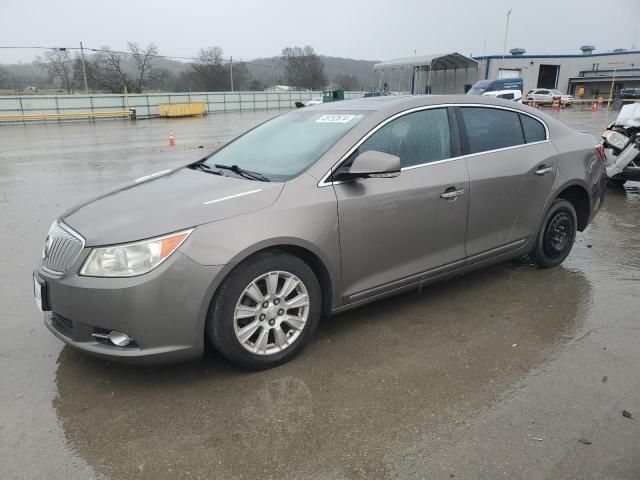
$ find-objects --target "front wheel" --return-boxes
[530,199,578,268]
[206,252,322,370]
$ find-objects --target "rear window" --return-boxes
[520,114,546,143]
[460,107,524,154]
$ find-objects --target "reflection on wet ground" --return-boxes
[1,110,640,479]
[54,262,590,479]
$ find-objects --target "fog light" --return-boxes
[92,330,134,347]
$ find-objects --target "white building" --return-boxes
[476,47,640,97]
[374,47,640,98]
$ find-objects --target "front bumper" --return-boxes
[37,250,225,365]
[613,165,640,182]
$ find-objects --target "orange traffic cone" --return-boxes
[591,102,598,113]
[168,132,175,146]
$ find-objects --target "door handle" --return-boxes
[440,187,465,199]
[535,165,553,176]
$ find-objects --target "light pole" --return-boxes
[230,56,234,92]
[606,61,625,110]
[500,9,512,78]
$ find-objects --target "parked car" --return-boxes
[526,88,574,105]
[363,91,393,98]
[305,97,323,106]
[620,88,640,100]
[34,96,606,369]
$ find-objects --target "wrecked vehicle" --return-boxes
[602,103,640,187]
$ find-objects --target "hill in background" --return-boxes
[0,54,380,93]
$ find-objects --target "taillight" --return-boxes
[595,144,607,163]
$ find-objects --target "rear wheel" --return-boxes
[530,199,577,268]
[206,252,321,370]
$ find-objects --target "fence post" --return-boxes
[18,96,25,125]
[54,96,60,124]
[88,95,95,122]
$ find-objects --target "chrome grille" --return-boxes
[42,222,84,274]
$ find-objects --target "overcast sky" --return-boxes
[1,0,639,64]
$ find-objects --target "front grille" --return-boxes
[42,222,84,274]
[51,312,74,337]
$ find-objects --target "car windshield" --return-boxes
[550,89,563,95]
[467,80,492,95]
[202,110,368,181]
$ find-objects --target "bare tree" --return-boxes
[281,46,326,90]
[191,47,227,91]
[128,42,158,93]
[92,46,130,93]
[35,49,75,93]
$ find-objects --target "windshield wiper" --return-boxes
[214,164,271,182]
[188,161,224,176]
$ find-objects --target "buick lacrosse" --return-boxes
[34,95,606,368]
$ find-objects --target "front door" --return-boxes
[457,106,558,258]
[332,107,470,300]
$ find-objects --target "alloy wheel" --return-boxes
[233,271,310,355]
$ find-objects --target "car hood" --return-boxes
[62,168,284,246]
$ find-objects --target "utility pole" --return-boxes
[500,9,512,78]
[79,41,89,94]
[230,56,234,92]
[271,63,275,91]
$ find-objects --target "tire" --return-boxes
[530,199,578,269]
[206,251,322,370]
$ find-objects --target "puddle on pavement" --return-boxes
[53,261,591,479]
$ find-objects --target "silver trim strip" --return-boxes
[203,189,262,205]
[317,103,550,187]
[135,169,171,183]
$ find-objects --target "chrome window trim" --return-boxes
[41,220,86,275]
[317,103,550,187]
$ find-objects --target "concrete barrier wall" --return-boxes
[0,91,366,124]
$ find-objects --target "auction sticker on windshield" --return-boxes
[316,114,358,123]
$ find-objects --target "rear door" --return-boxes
[456,106,558,258]
[333,107,469,300]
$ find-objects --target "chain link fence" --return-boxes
[0,91,366,124]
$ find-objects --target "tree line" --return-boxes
[30,43,362,94]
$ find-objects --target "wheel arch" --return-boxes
[554,183,591,231]
[210,239,337,319]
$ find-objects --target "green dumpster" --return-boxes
[322,90,345,103]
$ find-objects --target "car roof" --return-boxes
[308,94,540,115]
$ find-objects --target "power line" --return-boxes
[0,44,277,67]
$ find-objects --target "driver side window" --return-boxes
[356,108,452,169]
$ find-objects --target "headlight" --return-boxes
[602,130,630,151]
[80,229,193,277]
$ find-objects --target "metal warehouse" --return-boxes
[373,53,479,94]
[375,47,640,98]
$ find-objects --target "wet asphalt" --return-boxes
[1,107,639,480]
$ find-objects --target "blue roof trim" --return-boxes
[579,68,640,74]
[474,50,640,60]
[568,75,640,82]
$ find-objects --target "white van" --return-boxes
[467,78,524,103]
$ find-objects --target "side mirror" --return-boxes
[341,150,401,180]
